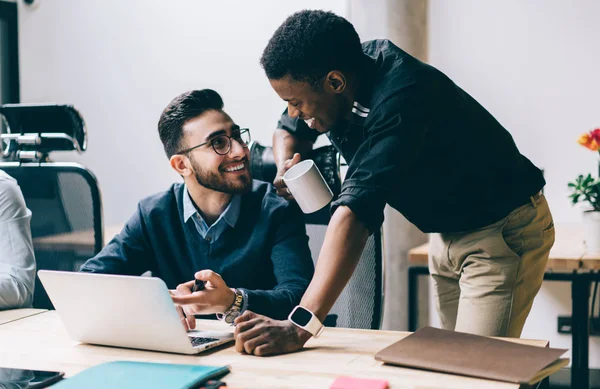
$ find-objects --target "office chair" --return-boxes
[249,142,384,329]
[0,104,103,309]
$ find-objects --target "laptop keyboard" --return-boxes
[190,336,220,348]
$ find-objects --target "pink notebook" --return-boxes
[330,376,389,389]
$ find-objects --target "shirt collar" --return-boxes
[183,187,197,223]
[221,194,241,228]
[183,185,241,228]
[350,54,377,122]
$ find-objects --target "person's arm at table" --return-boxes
[234,205,368,356]
[234,93,429,355]
[0,176,35,309]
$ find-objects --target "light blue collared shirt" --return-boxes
[182,186,241,243]
[182,186,248,314]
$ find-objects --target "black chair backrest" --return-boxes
[249,142,383,329]
[0,163,103,309]
[0,104,86,158]
[1,103,101,310]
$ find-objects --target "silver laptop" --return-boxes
[38,270,234,355]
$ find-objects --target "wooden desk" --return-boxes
[0,309,46,325]
[32,225,122,253]
[407,224,599,389]
[0,311,550,389]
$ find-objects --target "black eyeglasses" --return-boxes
[177,128,251,156]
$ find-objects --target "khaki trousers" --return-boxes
[429,193,555,337]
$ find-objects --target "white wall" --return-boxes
[429,0,600,366]
[17,0,347,225]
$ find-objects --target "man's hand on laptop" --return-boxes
[169,289,196,331]
[170,270,236,331]
[233,311,311,356]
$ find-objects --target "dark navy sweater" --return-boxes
[80,180,314,320]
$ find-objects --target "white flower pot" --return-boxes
[583,211,600,254]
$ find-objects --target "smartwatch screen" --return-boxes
[290,307,313,326]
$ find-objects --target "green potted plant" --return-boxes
[569,128,600,252]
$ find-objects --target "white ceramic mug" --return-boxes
[283,160,334,214]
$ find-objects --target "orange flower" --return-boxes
[578,129,600,151]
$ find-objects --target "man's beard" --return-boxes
[189,155,252,194]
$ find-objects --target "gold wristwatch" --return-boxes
[218,288,244,324]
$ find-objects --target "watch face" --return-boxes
[225,310,241,324]
[290,307,313,326]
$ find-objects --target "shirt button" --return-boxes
[205,236,212,242]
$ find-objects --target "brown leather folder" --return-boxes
[374,326,568,385]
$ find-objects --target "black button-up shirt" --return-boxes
[278,39,545,234]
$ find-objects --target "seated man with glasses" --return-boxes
[80,89,314,327]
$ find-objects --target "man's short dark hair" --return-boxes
[158,89,224,158]
[260,10,363,85]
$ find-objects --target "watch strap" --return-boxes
[218,288,244,324]
[304,313,324,338]
[289,306,324,338]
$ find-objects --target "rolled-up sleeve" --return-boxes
[277,108,321,143]
[330,94,428,234]
[242,202,314,320]
[0,175,36,309]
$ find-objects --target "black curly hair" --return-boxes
[158,89,224,158]
[260,10,363,86]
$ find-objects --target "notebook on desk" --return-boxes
[50,361,229,389]
[374,326,568,385]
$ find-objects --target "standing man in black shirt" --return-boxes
[235,10,555,356]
